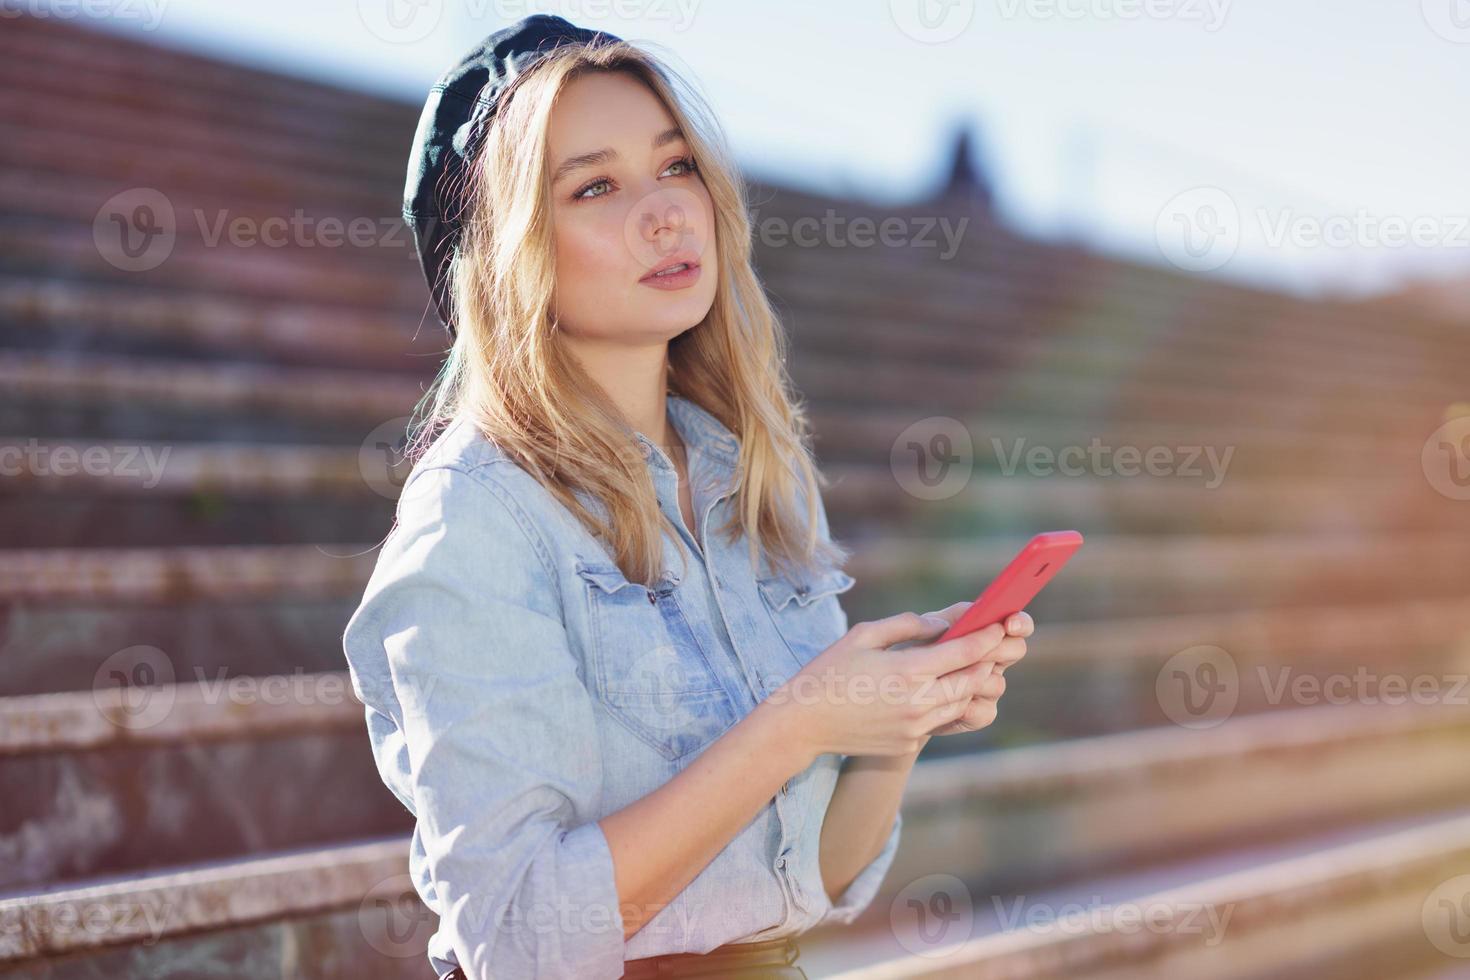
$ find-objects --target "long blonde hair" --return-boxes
[404,36,848,588]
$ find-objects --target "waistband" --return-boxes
[621,936,800,979]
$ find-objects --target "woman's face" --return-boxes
[546,70,718,354]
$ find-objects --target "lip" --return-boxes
[637,251,699,282]
[640,251,702,288]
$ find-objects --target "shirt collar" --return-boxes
[635,393,740,474]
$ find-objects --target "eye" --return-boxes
[573,176,613,201]
[667,155,699,178]
[571,155,700,202]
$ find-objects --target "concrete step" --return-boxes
[0,275,444,371]
[0,222,426,315]
[2,349,1445,487]
[0,350,424,444]
[0,17,412,162]
[813,806,1470,978]
[809,408,1432,476]
[0,420,1456,548]
[2,703,1466,974]
[790,355,1441,434]
[780,293,1468,391]
[760,225,1470,358]
[3,534,1464,698]
[847,530,1470,623]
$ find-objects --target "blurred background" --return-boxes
[1,1,1469,977]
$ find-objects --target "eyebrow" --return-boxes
[552,126,688,186]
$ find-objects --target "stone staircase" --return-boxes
[2,9,1468,979]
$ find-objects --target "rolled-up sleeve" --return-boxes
[342,463,626,979]
[818,810,902,927]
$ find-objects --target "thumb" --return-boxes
[869,610,953,651]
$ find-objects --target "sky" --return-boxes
[42,0,1470,303]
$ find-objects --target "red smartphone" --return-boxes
[936,530,1084,642]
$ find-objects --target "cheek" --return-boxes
[553,212,634,310]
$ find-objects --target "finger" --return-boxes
[978,671,1007,699]
[1004,611,1034,637]
[921,600,974,629]
[913,621,1007,677]
[983,635,1028,670]
[920,689,974,729]
[929,659,993,702]
[866,610,963,652]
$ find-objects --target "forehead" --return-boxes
[547,70,678,154]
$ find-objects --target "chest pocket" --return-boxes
[757,566,858,672]
[575,560,738,762]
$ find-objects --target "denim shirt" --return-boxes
[341,393,902,980]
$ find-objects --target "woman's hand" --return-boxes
[912,603,1032,739]
[769,608,1020,760]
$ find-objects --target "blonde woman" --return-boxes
[343,15,1032,980]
